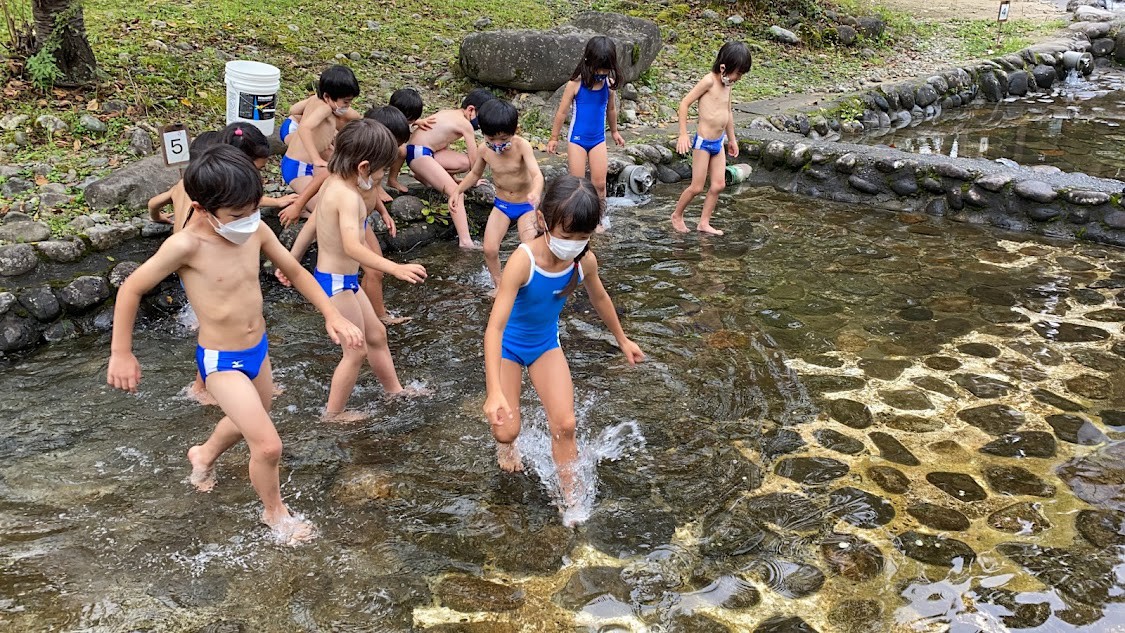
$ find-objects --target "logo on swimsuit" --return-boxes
[231,360,244,369]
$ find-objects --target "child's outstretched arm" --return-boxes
[546,81,579,154]
[295,103,332,166]
[523,141,545,208]
[260,226,364,350]
[726,94,739,158]
[275,214,319,287]
[260,192,300,210]
[280,169,329,227]
[483,247,532,426]
[107,235,195,392]
[147,188,174,224]
[580,252,645,364]
[449,144,488,215]
[333,194,427,284]
[461,121,480,173]
[607,83,625,147]
[676,76,713,155]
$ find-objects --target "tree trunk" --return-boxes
[31,0,97,86]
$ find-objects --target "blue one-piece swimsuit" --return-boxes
[501,244,584,367]
[568,80,610,152]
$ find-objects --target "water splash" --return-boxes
[175,302,199,331]
[514,396,646,526]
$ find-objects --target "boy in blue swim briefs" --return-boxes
[449,99,544,292]
[671,42,752,236]
[107,145,364,546]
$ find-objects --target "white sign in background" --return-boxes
[161,125,191,167]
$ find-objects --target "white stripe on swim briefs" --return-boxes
[332,273,344,295]
[693,135,705,150]
[203,348,220,376]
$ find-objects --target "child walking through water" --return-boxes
[547,36,625,212]
[483,175,644,525]
[671,41,752,236]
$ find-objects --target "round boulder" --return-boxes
[0,243,38,276]
[17,286,61,322]
[60,276,111,313]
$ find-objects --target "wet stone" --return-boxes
[879,389,932,411]
[984,465,1056,497]
[775,457,849,485]
[926,472,988,502]
[1032,388,1085,412]
[1046,414,1107,445]
[819,533,885,582]
[1032,320,1109,342]
[829,399,873,429]
[1057,442,1125,512]
[435,575,525,612]
[907,502,970,531]
[884,414,944,433]
[743,492,822,532]
[1065,374,1111,400]
[491,524,573,574]
[668,613,732,633]
[979,432,1057,458]
[745,559,825,599]
[1075,509,1125,548]
[1007,341,1066,366]
[1071,349,1123,373]
[1102,410,1125,428]
[899,306,933,321]
[828,486,896,528]
[868,465,910,494]
[1071,288,1107,305]
[554,566,628,609]
[868,431,920,466]
[957,342,1001,358]
[924,356,961,370]
[814,429,865,455]
[827,599,883,633]
[804,375,866,393]
[1086,308,1125,322]
[997,543,1121,607]
[760,428,806,459]
[894,531,977,567]
[988,502,1050,534]
[975,588,1052,629]
[951,373,1013,399]
[991,359,1047,382]
[957,404,1024,435]
[969,285,1017,306]
[754,615,818,633]
[857,359,911,380]
[804,354,844,368]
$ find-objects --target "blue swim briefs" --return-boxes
[196,333,269,383]
[692,133,726,157]
[494,197,535,221]
[314,268,360,297]
[280,155,315,184]
[279,117,298,143]
[405,144,434,165]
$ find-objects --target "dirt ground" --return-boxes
[877,0,1066,21]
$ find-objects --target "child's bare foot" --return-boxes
[322,409,370,424]
[272,382,286,397]
[387,179,409,193]
[387,384,434,399]
[187,445,217,492]
[379,313,413,325]
[670,214,690,233]
[698,224,725,236]
[459,240,483,251]
[497,443,524,473]
[187,380,217,406]
[262,511,317,546]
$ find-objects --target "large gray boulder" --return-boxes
[459,12,661,91]
[84,155,180,210]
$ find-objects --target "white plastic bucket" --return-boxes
[725,163,753,185]
[224,60,281,136]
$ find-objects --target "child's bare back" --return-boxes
[408,109,472,153]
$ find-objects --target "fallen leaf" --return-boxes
[34,175,48,186]
[180,98,192,106]
[196,90,207,98]
[73,139,81,151]
[87,99,99,111]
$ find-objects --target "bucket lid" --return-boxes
[225,60,281,80]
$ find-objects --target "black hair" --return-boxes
[477,99,518,136]
[461,87,495,111]
[328,119,398,180]
[571,35,621,90]
[540,174,603,296]
[317,65,360,100]
[220,122,270,161]
[189,130,221,155]
[183,145,263,215]
[389,88,423,121]
[712,41,752,75]
[364,105,411,144]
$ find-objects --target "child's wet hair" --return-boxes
[364,105,411,145]
[328,119,398,179]
[477,99,518,136]
[317,65,360,100]
[183,145,263,214]
[189,130,221,155]
[712,41,752,75]
[571,35,621,89]
[389,88,423,121]
[220,122,270,161]
[540,175,602,295]
[461,88,495,111]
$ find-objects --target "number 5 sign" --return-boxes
[160,124,191,167]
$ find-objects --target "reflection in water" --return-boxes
[0,186,1123,630]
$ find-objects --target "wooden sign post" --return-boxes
[997,1,1011,47]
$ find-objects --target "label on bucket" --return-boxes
[238,93,277,121]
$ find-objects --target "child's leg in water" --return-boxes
[698,151,727,236]
[482,208,513,291]
[491,359,525,473]
[410,155,478,248]
[361,234,410,324]
[188,372,216,405]
[670,148,711,233]
[526,348,580,518]
[586,142,609,200]
[324,290,405,420]
[187,357,316,545]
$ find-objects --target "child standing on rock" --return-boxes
[547,36,626,212]
[670,41,751,236]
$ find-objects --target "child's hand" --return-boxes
[528,193,539,210]
[414,116,438,131]
[612,131,625,147]
[676,133,691,155]
[279,204,302,228]
[107,352,142,393]
[619,338,645,365]
[382,213,397,238]
[449,196,463,217]
[484,392,514,427]
[314,159,328,169]
[156,212,173,225]
[727,138,739,158]
[392,263,428,284]
[274,267,293,287]
[276,193,300,208]
[325,315,364,349]
[546,139,558,154]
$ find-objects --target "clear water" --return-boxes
[858,68,1125,181]
[1,186,1124,631]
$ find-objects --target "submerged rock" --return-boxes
[435,575,525,612]
[868,431,920,466]
[554,566,628,609]
[1057,442,1125,512]
[744,558,825,599]
[984,465,1056,497]
[894,531,976,567]
[828,486,895,528]
[979,432,1057,458]
[926,472,987,502]
[867,465,910,494]
[754,615,818,633]
[814,429,865,454]
[1045,414,1107,445]
[857,359,910,380]
[957,404,1024,435]
[819,533,885,582]
[884,413,944,433]
[827,599,883,632]
[1032,388,1085,412]
[1075,509,1125,548]
[906,502,970,531]
[988,502,1050,534]
[878,389,932,411]
[951,373,1014,399]
[775,457,849,485]
[1032,321,1109,342]
[829,399,873,428]
[998,542,1122,606]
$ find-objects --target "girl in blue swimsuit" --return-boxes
[483,175,644,525]
[547,36,626,209]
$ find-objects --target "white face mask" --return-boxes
[547,232,588,261]
[357,172,374,190]
[209,211,260,245]
[721,74,733,87]
[334,105,351,116]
